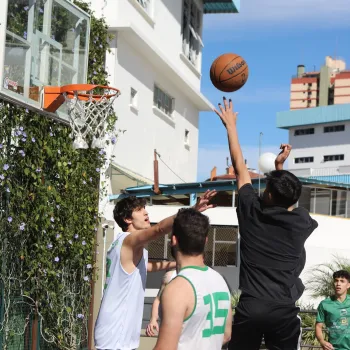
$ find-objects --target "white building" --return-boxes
[89,0,240,189]
[277,104,350,180]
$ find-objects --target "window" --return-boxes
[184,129,190,145]
[295,157,314,164]
[324,154,344,162]
[130,88,138,108]
[324,125,345,133]
[136,0,151,14]
[294,128,314,136]
[153,85,174,116]
[182,0,203,67]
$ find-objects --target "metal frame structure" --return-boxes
[0,0,91,123]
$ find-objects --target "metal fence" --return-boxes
[147,225,238,267]
[0,293,88,350]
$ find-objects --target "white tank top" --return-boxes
[176,266,231,350]
[94,232,148,350]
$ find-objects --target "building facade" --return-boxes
[290,56,350,110]
[89,0,240,185]
[278,55,350,179]
[277,104,350,178]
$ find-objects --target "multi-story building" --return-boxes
[278,56,350,180]
[290,56,350,110]
[89,0,240,190]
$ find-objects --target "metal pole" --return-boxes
[258,132,263,195]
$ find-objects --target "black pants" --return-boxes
[228,295,301,350]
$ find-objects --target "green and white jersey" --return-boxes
[176,266,231,350]
[316,295,350,350]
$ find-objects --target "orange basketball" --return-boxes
[210,53,249,92]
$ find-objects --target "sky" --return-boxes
[197,0,350,181]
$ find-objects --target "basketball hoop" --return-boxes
[43,84,120,149]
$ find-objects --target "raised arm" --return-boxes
[214,97,250,190]
[275,144,292,170]
[125,190,217,249]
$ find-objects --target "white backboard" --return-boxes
[0,0,90,121]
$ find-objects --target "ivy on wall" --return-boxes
[0,1,116,349]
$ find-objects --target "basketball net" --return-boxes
[62,87,120,149]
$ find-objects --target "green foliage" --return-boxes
[230,291,240,315]
[307,255,350,299]
[0,1,116,349]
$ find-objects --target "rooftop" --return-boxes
[203,0,240,14]
[277,104,350,129]
[109,176,350,202]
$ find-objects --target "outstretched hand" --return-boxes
[194,190,217,212]
[213,97,238,129]
[275,144,292,170]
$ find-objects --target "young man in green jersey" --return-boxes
[316,270,350,350]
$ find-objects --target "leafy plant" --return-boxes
[0,1,118,349]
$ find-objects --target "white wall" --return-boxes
[288,121,350,170]
[106,34,199,183]
[103,204,350,306]
[91,0,203,89]
[301,214,350,306]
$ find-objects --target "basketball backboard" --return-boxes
[0,0,90,121]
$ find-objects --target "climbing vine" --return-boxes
[0,1,116,349]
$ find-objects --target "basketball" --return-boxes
[210,53,249,92]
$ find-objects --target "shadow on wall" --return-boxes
[116,32,199,128]
[161,0,182,24]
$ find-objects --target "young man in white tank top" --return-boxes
[94,191,216,350]
[154,208,232,350]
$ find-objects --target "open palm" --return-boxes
[194,190,217,212]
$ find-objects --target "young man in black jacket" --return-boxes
[214,97,318,350]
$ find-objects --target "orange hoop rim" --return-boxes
[57,84,120,100]
[43,84,121,112]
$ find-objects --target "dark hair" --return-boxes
[113,196,147,231]
[265,170,302,208]
[172,208,209,256]
[333,270,350,282]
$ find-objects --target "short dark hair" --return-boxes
[113,196,147,231]
[172,208,209,256]
[333,270,350,282]
[266,170,302,208]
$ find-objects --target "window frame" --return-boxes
[181,0,203,67]
[153,84,175,117]
[294,156,314,164]
[294,128,315,136]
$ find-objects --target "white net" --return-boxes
[62,87,120,149]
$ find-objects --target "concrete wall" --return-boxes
[105,32,199,183]
[290,81,318,109]
[334,75,350,104]
[88,0,207,183]
[301,214,350,306]
[91,0,203,89]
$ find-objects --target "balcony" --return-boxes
[203,0,240,14]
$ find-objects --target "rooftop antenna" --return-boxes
[335,36,338,61]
